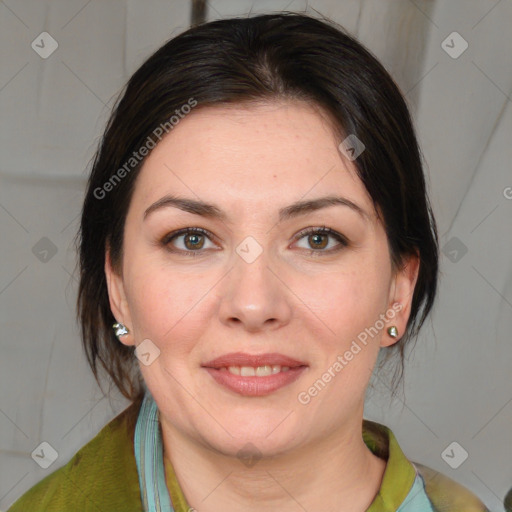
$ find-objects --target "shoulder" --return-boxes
[7,399,143,512]
[362,419,490,512]
[412,461,490,512]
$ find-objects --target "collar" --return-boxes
[136,392,417,512]
[362,419,417,511]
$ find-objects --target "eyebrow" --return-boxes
[143,194,371,223]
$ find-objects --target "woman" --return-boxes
[8,11,490,512]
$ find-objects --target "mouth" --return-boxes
[202,352,308,396]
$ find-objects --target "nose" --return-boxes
[217,244,293,333]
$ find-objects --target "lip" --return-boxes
[202,352,308,397]
[202,352,307,368]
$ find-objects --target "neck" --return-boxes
[161,416,386,512]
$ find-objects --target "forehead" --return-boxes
[130,101,375,221]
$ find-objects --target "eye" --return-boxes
[161,227,217,257]
[293,226,348,256]
[160,226,348,257]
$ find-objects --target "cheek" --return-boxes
[298,268,388,404]
[124,258,212,355]
[295,262,389,346]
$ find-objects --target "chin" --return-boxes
[206,433,300,462]
[194,416,303,459]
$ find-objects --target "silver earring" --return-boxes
[113,322,129,338]
[387,326,398,338]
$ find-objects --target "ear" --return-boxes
[104,245,135,347]
[381,251,420,348]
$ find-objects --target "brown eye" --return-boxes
[183,232,205,250]
[307,233,329,250]
[161,227,215,256]
[161,226,347,258]
[294,227,348,255]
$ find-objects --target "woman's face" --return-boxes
[106,100,418,457]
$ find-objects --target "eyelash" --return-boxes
[160,226,348,258]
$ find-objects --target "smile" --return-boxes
[221,365,290,376]
[202,352,308,396]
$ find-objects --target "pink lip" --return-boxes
[202,352,308,397]
[202,352,307,368]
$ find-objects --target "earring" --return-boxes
[387,326,398,338]
[113,322,129,338]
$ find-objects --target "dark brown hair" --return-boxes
[75,12,439,404]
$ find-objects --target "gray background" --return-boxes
[1,0,511,510]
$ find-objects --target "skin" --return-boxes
[105,100,420,512]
